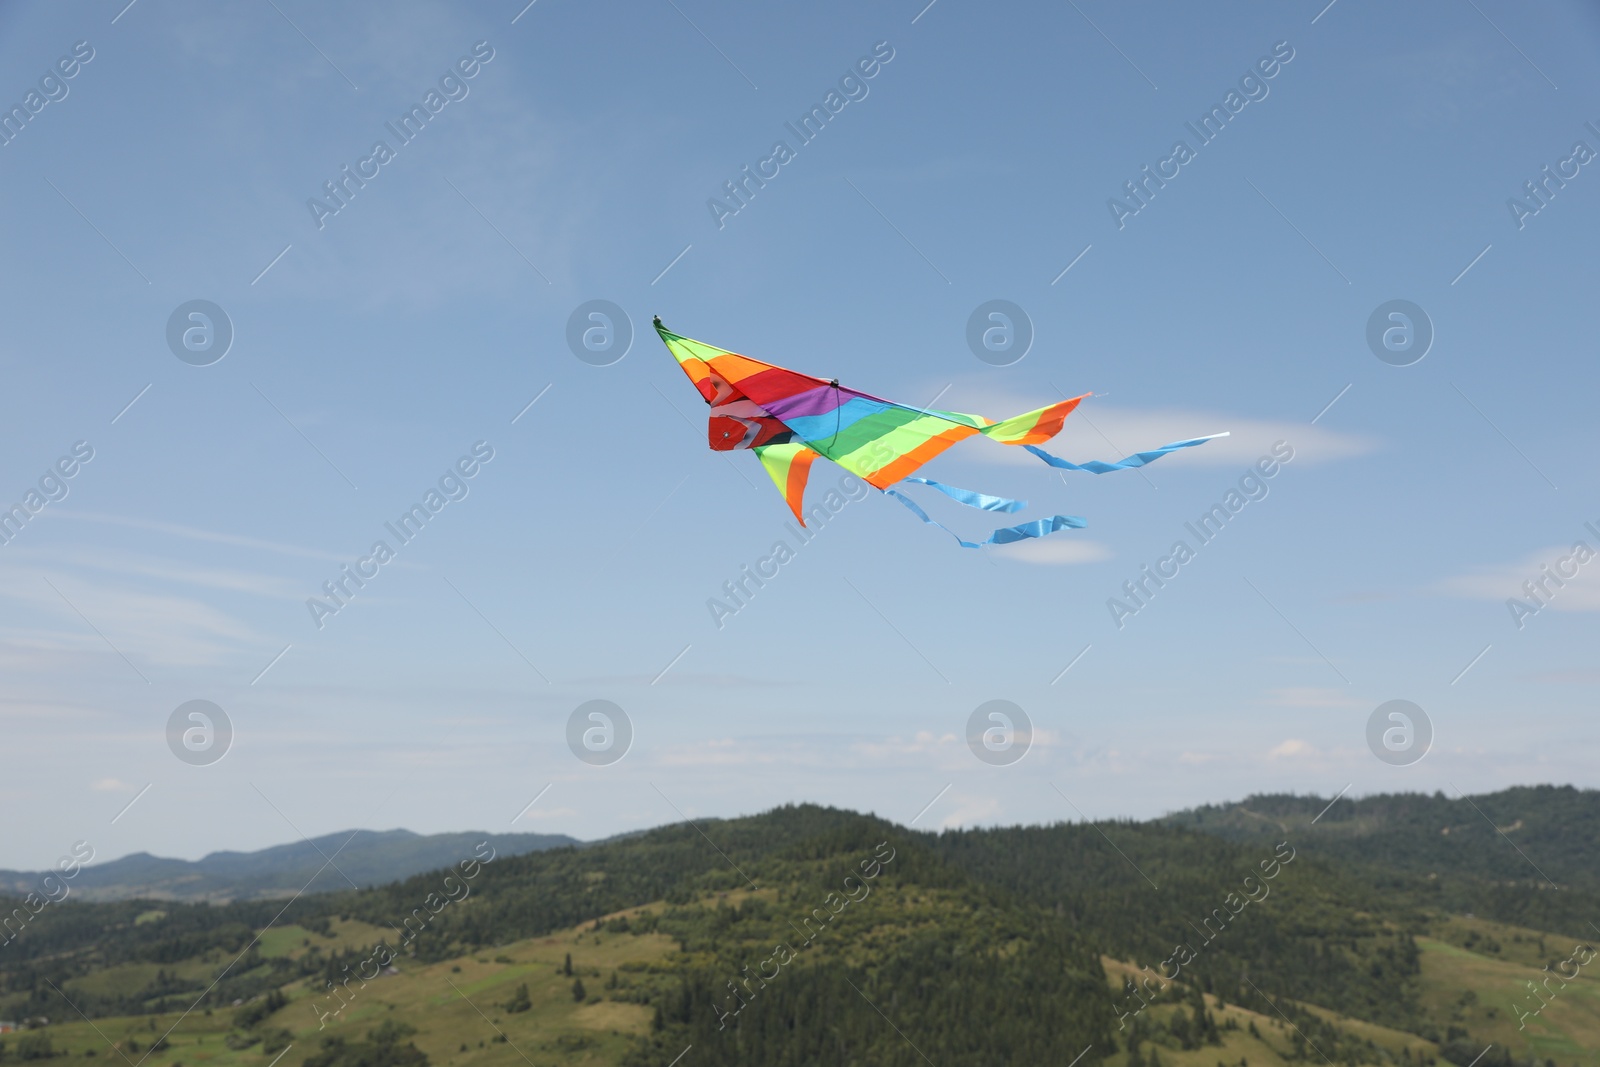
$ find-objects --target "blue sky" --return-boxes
[1,0,1597,869]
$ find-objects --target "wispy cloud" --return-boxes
[992,539,1112,565]
[1523,669,1600,684]
[1056,406,1375,467]
[904,387,1376,469]
[2,568,270,670]
[15,545,306,600]
[1263,687,1364,709]
[1436,545,1600,612]
[47,511,339,562]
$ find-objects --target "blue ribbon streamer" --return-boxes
[885,489,1086,549]
[1024,432,1229,474]
[899,477,1026,513]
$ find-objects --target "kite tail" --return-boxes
[881,429,1226,548]
[884,483,1085,549]
[1024,432,1229,473]
[900,477,1026,513]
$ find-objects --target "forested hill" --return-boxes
[930,820,1423,1031]
[1,806,1115,1067]
[1167,784,1600,887]
[3,791,1599,1067]
[0,829,578,903]
[1166,784,1600,934]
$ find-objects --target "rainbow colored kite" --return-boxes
[655,318,1225,547]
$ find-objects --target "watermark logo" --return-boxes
[566,300,633,366]
[1513,940,1597,1031]
[1507,122,1598,230]
[311,842,495,1028]
[707,472,869,629]
[0,441,94,548]
[307,42,495,230]
[1112,840,1295,1030]
[0,40,94,150]
[1507,526,1598,629]
[712,841,895,1029]
[1365,699,1431,766]
[965,300,1032,366]
[167,700,233,766]
[166,300,233,366]
[567,700,631,766]
[308,442,495,630]
[1107,442,1294,628]
[966,699,1032,766]
[1365,300,1432,367]
[1108,40,1295,229]
[0,840,95,950]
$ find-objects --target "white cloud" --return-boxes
[1057,406,1373,467]
[48,511,339,562]
[657,740,778,768]
[915,385,1376,469]
[992,538,1112,565]
[1056,406,1369,470]
[1268,739,1314,758]
[0,696,98,721]
[851,731,962,762]
[0,567,270,670]
[21,545,306,601]
[1524,669,1600,684]
[1263,687,1364,709]
[1437,543,1600,612]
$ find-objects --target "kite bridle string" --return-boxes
[824,378,841,450]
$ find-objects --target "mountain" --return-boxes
[1,806,1114,1067]
[928,818,1424,1031]
[0,829,579,903]
[1165,784,1600,936]
[4,789,1599,1067]
[1166,784,1600,887]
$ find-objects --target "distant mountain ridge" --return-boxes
[1165,783,1600,888]
[1164,783,1600,936]
[0,828,580,902]
[6,788,1600,1066]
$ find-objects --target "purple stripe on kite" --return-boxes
[763,384,876,420]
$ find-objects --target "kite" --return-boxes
[654,318,1226,547]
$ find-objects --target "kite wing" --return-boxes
[657,324,1086,483]
[655,321,1224,545]
[752,441,820,525]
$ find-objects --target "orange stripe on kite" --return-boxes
[784,448,817,524]
[864,425,979,488]
[1021,394,1088,442]
[983,393,1091,446]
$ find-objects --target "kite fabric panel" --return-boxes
[655,319,1225,548]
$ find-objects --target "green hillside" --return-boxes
[1167,785,1600,939]
[4,792,1599,1067]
